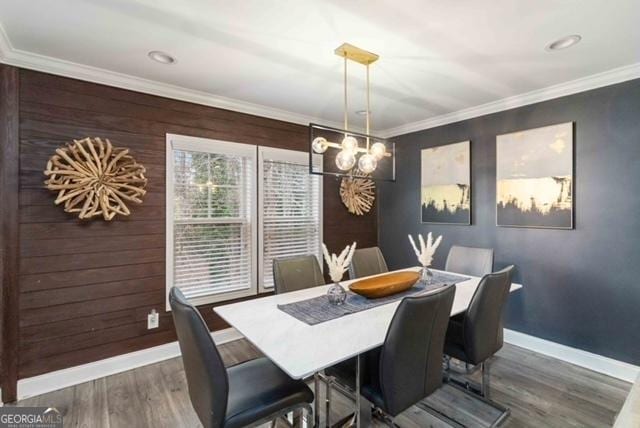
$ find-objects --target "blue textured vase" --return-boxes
[420,266,434,285]
[327,283,347,305]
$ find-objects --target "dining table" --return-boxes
[214,267,523,427]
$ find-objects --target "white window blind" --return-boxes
[259,147,322,291]
[167,135,257,307]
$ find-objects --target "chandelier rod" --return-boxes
[344,56,348,131]
[366,64,370,150]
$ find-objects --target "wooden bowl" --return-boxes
[349,271,420,298]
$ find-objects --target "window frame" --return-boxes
[166,134,258,310]
[257,146,323,293]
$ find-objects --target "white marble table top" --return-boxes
[215,267,522,380]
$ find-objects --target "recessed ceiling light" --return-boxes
[546,35,582,51]
[356,109,370,116]
[148,50,176,64]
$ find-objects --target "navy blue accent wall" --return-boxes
[378,78,640,364]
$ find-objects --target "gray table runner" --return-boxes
[277,271,470,326]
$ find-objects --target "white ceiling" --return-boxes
[0,0,639,136]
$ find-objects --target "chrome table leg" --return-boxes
[355,354,360,428]
[314,372,321,428]
[292,408,304,428]
[355,354,372,428]
[326,376,332,427]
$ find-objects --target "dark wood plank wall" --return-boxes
[11,68,378,383]
[1,64,20,402]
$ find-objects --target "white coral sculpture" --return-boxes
[408,232,443,267]
[322,242,357,283]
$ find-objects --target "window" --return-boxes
[258,147,322,291]
[166,135,257,307]
[166,136,322,308]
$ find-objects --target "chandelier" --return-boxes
[309,44,395,181]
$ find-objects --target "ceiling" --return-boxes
[1,0,639,136]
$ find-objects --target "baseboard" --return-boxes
[16,327,243,401]
[16,326,638,400]
[504,329,640,383]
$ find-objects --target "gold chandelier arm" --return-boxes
[366,63,371,149]
[344,56,348,131]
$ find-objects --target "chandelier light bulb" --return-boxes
[311,137,328,154]
[358,153,377,174]
[341,135,359,153]
[335,150,356,171]
[370,142,386,159]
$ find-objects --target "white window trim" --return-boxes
[166,134,258,310]
[257,147,323,293]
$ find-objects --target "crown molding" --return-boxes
[380,62,640,138]
[2,22,639,139]
[0,23,11,61]
[0,23,347,130]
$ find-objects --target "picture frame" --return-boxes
[496,122,574,229]
[420,140,471,225]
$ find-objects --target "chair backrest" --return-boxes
[445,245,494,277]
[169,287,228,428]
[463,265,514,364]
[378,285,456,416]
[272,255,325,294]
[349,247,389,279]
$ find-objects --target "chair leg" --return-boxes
[443,355,451,383]
[445,360,482,395]
[416,401,466,428]
[446,357,481,376]
[481,361,490,399]
[442,359,510,427]
[447,381,510,427]
[424,357,511,427]
[372,407,401,428]
[358,395,372,428]
[248,403,313,428]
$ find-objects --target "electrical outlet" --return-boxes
[147,309,159,329]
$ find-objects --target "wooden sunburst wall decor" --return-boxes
[44,137,147,221]
[339,170,376,216]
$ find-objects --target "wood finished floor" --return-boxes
[15,340,631,428]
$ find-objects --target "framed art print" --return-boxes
[496,122,574,229]
[421,141,471,225]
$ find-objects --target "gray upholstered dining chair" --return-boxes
[169,287,314,428]
[272,255,325,294]
[442,265,515,426]
[348,246,389,279]
[445,245,494,278]
[360,285,456,425]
